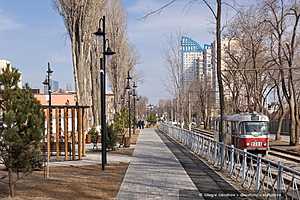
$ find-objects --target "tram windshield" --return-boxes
[240,121,268,135]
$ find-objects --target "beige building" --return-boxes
[209,39,236,116]
[34,91,115,125]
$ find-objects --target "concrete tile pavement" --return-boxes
[117,128,200,200]
[49,144,133,167]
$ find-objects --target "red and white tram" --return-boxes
[215,112,269,155]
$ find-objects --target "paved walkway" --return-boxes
[117,128,198,200]
[157,131,242,200]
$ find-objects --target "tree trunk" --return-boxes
[90,50,101,127]
[294,103,300,145]
[296,120,300,145]
[75,43,93,126]
[289,99,296,146]
[8,168,14,198]
[276,111,284,141]
[216,0,225,142]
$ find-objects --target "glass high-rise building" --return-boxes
[44,80,59,93]
[181,37,214,88]
[181,36,203,87]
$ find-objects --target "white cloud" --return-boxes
[0,10,22,32]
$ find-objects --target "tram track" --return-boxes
[191,128,214,139]
[268,150,300,163]
[191,127,300,166]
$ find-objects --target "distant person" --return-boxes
[141,120,145,129]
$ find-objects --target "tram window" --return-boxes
[240,121,268,135]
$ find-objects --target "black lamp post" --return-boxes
[132,82,138,135]
[94,16,116,170]
[125,71,132,140]
[42,62,53,178]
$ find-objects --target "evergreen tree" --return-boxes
[0,64,44,198]
[146,113,157,126]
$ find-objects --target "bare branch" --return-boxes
[141,0,178,20]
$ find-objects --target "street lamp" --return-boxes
[94,16,116,170]
[132,82,138,135]
[104,39,116,56]
[126,71,132,141]
[42,62,53,179]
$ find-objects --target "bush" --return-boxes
[88,127,99,150]
[107,124,118,150]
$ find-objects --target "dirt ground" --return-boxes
[270,141,300,156]
[0,162,128,200]
[110,147,134,156]
[0,130,140,200]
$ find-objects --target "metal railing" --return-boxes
[158,123,300,200]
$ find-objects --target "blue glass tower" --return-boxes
[180,36,204,87]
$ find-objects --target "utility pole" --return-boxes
[188,92,192,130]
[42,62,53,179]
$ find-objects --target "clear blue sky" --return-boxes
[0,0,250,104]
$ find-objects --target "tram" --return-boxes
[214,112,269,155]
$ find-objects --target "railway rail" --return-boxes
[268,150,300,164]
[191,127,300,164]
[191,128,214,139]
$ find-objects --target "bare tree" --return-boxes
[188,77,213,129]
[143,0,225,141]
[269,72,286,140]
[222,37,246,113]
[223,6,274,113]
[265,0,300,145]
[54,0,106,127]
[106,0,138,113]
[136,96,148,119]
[164,33,185,126]
[157,99,173,120]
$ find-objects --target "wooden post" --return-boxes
[82,108,86,157]
[64,108,69,161]
[47,108,51,161]
[78,107,82,160]
[55,108,60,160]
[71,108,76,160]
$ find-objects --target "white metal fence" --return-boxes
[158,123,300,200]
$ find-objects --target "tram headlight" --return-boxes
[246,143,250,146]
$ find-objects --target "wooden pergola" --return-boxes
[42,105,90,161]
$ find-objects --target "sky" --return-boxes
[0,0,250,104]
